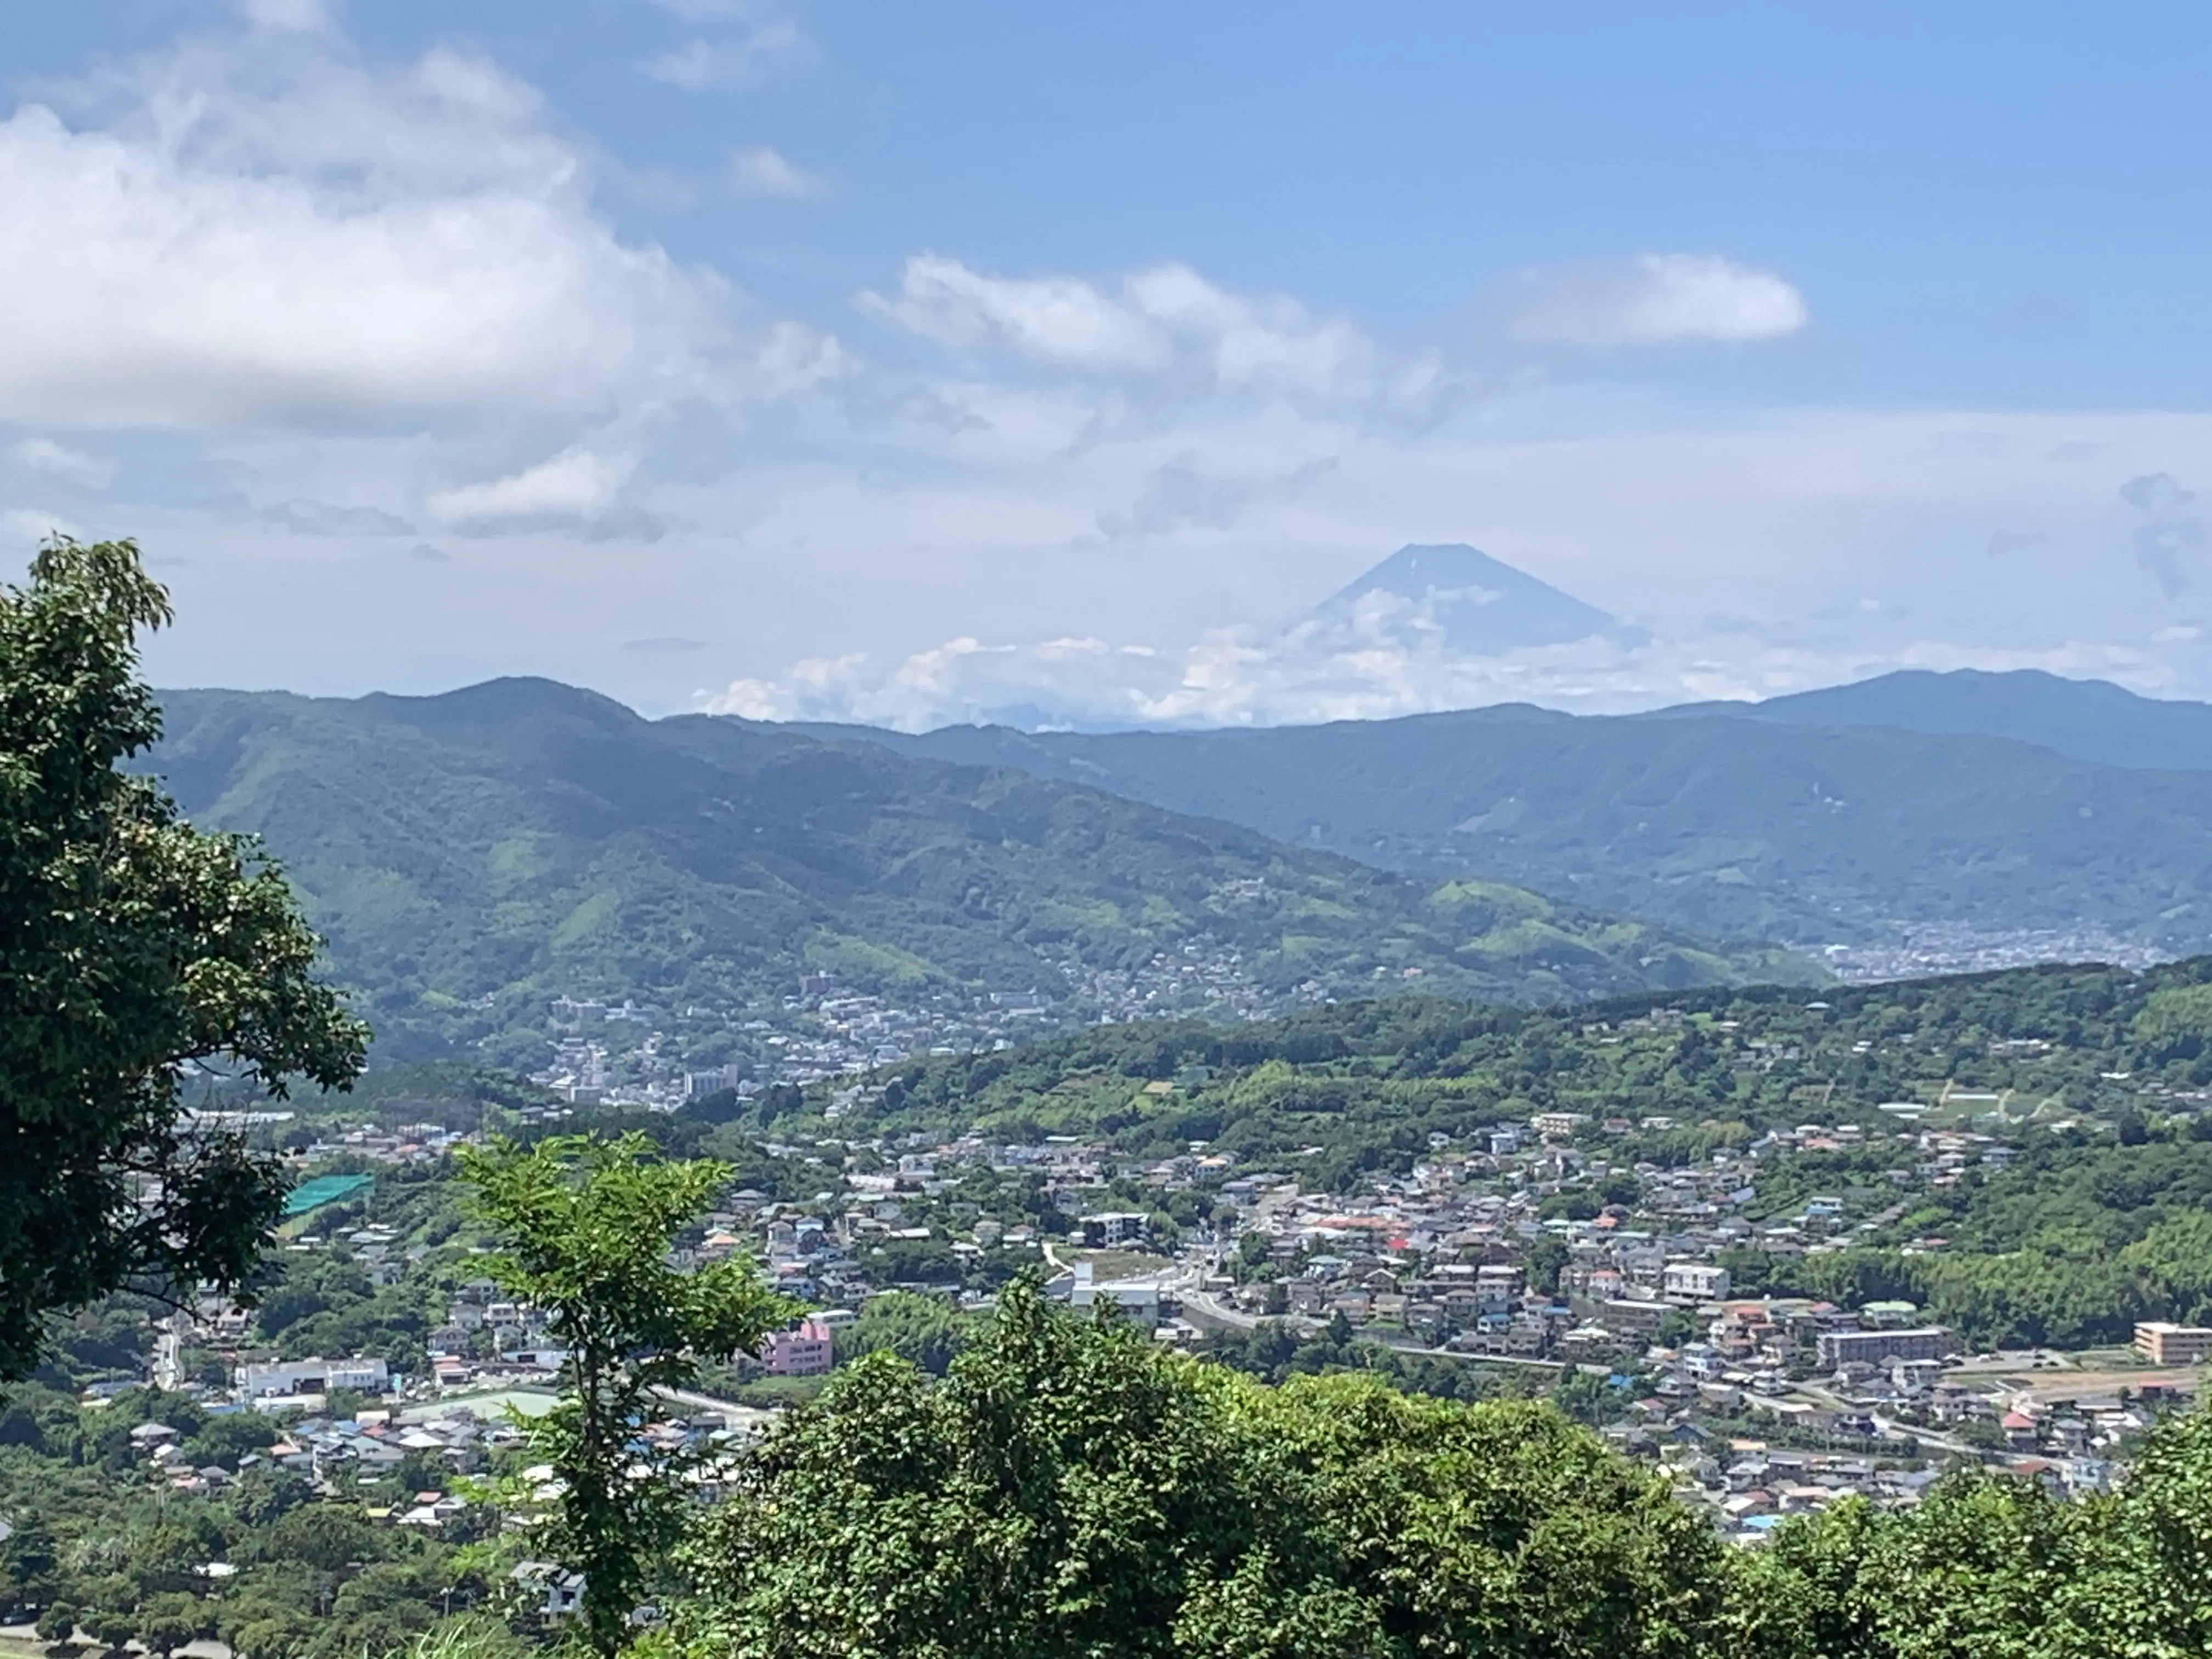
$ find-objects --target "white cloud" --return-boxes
[427,447,637,532]
[729,145,822,199]
[0,31,742,430]
[701,619,2187,734]
[663,405,2212,729]
[14,436,110,486]
[643,23,803,90]
[1502,253,1808,347]
[862,253,1174,371]
[856,253,1434,411]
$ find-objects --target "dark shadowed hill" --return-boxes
[148,679,1813,1057]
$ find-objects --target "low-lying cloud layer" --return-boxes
[703,558,2197,732]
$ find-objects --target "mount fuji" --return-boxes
[1300,544,1646,654]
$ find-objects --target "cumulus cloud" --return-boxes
[0,29,742,430]
[729,145,822,198]
[862,255,1176,370]
[857,253,1440,413]
[1500,253,1808,348]
[427,447,638,533]
[643,22,803,90]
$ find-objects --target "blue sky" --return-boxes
[3,1,2210,724]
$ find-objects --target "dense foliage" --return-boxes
[0,539,366,1378]
[668,1282,1726,1659]
[655,1284,2212,1659]
[0,1384,510,1659]
[1735,1410,2212,1658]
[144,678,1812,1059]
[803,955,2212,1161]
[1728,1131,2212,1348]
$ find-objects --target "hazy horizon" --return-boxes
[5,3,2211,724]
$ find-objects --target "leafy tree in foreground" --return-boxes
[664,1280,1726,1659]
[0,537,366,1379]
[457,1132,791,1657]
[1728,1406,2212,1658]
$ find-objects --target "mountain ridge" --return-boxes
[1658,667,2212,772]
[783,669,2212,953]
[145,677,1816,1060]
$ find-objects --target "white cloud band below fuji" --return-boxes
[702,623,2185,733]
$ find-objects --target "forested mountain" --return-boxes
[791,671,2212,950]
[146,679,1808,1058]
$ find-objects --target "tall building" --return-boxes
[2134,1321,2212,1365]
[760,1318,836,1378]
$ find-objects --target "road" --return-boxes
[1782,1376,1987,1459]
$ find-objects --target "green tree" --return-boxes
[834,1291,972,1376]
[457,1132,790,1656]
[33,1600,78,1644]
[673,1279,1725,1659]
[0,1517,60,1620]
[136,1592,211,1659]
[1724,1404,2212,1658]
[0,537,366,1378]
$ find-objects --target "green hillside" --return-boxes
[804,954,2212,1158]
[795,687,2212,949]
[146,679,1814,1058]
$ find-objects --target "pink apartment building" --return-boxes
[760,1317,836,1378]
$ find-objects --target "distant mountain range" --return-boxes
[791,667,2212,953]
[146,679,1812,1058]
[1667,667,2212,772]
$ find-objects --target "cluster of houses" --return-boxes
[122,1397,499,1504]
[529,978,1083,1109]
[106,1069,2212,1558]
[120,1391,768,1561]
[1616,1375,2174,1542]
